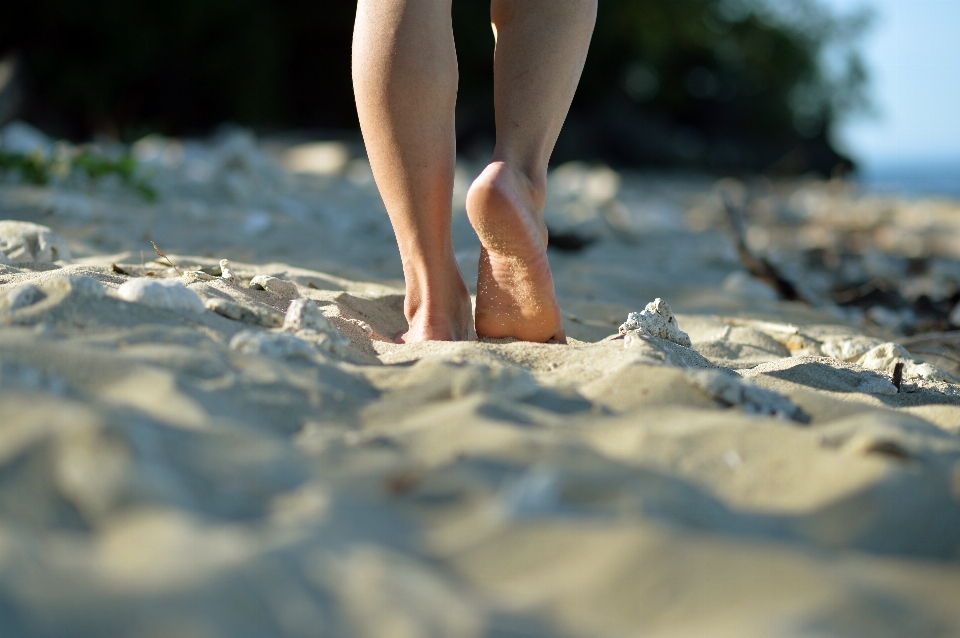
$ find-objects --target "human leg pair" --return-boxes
[353,0,596,342]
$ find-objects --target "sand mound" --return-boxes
[1,130,960,636]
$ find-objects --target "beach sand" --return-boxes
[1,129,959,637]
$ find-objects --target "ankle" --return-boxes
[402,265,470,319]
[401,277,472,342]
[487,157,547,203]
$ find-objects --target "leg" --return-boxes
[467,0,596,343]
[353,0,472,342]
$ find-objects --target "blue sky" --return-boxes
[823,0,960,166]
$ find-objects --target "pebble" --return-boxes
[219,259,239,285]
[282,299,350,355]
[685,368,809,423]
[249,275,299,298]
[283,298,332,332]
[854,373,899,396]
[855,342,950,383]
[820,335,885,362]
[0,220,72,263]
[204,297,283,327]
[116,278,205,314]
[619,298,692,348]
[228,330,316,360]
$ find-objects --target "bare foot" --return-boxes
[397,265,474,343]
[466,161,566,343]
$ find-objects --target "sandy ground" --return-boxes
[1,128,960,638]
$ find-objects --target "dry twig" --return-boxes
[151,241,182,276]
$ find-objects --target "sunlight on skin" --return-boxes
[353,0,596,343]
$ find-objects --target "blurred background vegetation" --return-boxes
[0,0,869,174]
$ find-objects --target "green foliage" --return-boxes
[0,148,157,200]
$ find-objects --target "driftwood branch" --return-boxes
[720,190,808,303]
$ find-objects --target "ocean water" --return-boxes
[856,158,960,199]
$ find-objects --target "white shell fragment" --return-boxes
[249,275,300,298]
[219,259,239,285]
[204,297,283,327]
[0,221,72,263]
[229,330,316,360]
[686,369,809,423]
[619,298,692,348]
[116,278,205,314]
[820,335,885,362]
[855,342,949,383]
[282,298,350,355]
[283,298,333,332]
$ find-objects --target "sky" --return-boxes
[823,0,960,167]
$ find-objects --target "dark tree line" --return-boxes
[0,0,869,174]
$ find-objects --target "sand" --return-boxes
[1,128,959,637]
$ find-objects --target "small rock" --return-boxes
[686,368,809,423]
[856,342,912,371]
[619,298,691,348]
[204,297,283,327]
[854,373,898,396]
[116,278,205,314]
[220,259,239,285]
[229,330,316,360]
[283,298,332,332]
[855,342,950,383]
[0,220,72,263]
[282,299,350,355]
[249,275,299,298]
[5,284,45,311]
[820,335,885,362]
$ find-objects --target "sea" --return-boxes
[855,158,960,200]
